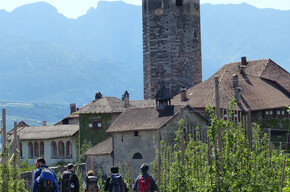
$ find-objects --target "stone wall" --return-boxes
[143,0,202,99]
[20,163,86,192]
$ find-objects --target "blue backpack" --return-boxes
[109,174,125,192]
[37,167,56,192]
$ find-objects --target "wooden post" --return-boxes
[157,129,161,185]
[2,109,7,164]
[181,128,185,166]
[13,122,17,168]
[247,109,252,150]
[280,155,286,192]
[207,137,211,166]
[215,76,223,174]
[269,128,272,159]
[17,135,21,169]
[129,160,133,187]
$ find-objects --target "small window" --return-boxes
[89,120,102,130]
[176,0,183,6]
[134,131,139,136]
[133,152,143,159]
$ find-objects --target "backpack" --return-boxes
[60,171,73,192]
[137,176,150,192]
[86,176,99,192]
[37,167,56,192]
[109,174,125,192]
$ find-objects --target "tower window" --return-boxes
[176,0,183,6]
[134,131,139,136]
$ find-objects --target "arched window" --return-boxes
[40,142,44,157]
[28,142,33,158]
[133,152,143,159]
[34,142,39,157]
[51,142,57,158]
[58,141,65,158]
[20,142,23,158]
[66,141,72,158]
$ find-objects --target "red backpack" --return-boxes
[137,176,150,192]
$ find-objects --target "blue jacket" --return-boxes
[132,173,158,192]
[33,165,59,192]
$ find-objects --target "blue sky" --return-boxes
[0,0,289,18]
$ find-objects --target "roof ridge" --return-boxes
[105,97,114,112]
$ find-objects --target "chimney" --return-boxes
[232,74,239,88]
[180,88,187,101]
[122,90,130,108]
[95,92,102,100]
[241,56,248,66]
[235,87,242,104]
[42,121,47,126]
[70,103,76,114]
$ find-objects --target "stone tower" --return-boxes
[143,0,202,99]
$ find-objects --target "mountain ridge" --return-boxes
[0,1,289,105]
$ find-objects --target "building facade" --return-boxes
[143,0,202,99]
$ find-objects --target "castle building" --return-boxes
[143,0,202,99]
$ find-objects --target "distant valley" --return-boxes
[0,1,289,125]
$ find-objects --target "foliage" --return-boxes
[0,149,28,192]
[79,139,93,163]
[152,99,290,191]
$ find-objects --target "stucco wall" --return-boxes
[113,130,158,177]
[112,107,208,177]
[21,136,78,166]
[86,155,113,176]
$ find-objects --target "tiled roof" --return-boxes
[54,113,79,125]
[8,125,79,140]
[171,59,290,111]
[77,97,156,114]
[85,137,113,156]
[106,106,183,133]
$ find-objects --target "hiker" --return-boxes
[132,163,158,192]
[33,157,59,192]
[59,163,80,192]
[82,170,100,192]
[104,166,128,192]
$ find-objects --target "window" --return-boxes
[40,142,44,157]
[58,141,65,158]
[34,142,39,157]
[134,131,139,136]
[133,153,143,159]
[51,142,57,158]
[176,0,183,6]
[28,142,33,158]
[66,141,72,158]
[89,120,102,130]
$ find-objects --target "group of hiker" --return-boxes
[32,157,158,192]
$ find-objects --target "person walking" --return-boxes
[132,163,158,192]
[33,157,59,192]
[104,166,128,192]
[82,170,100,192]
[59,163,80,192]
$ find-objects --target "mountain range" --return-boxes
[0,1,289,105]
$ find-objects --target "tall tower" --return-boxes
[143,0,202,99]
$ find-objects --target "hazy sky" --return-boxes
[0,0,289,18]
